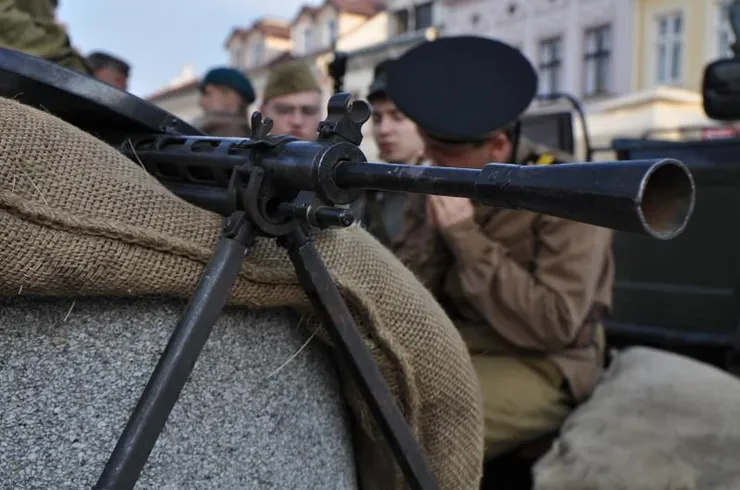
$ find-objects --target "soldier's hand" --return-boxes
[427,195,474,229]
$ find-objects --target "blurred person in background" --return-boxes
[86,51,130,91]
[351,58,425,247]
[195,66,255,138]
[0,0,90,73]
[260,61,322,140]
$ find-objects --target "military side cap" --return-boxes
[367,59,394,101]
[201,67,256,104]
[263,61,321,102]
[386,36,537,143]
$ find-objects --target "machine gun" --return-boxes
[0,48,696,490]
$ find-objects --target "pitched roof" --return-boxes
[224,18,291,47]
[292,5,320,23]
[293,0,385,23]
[147,79,200,102]
[323,0,385,17]
[255,19,292,38]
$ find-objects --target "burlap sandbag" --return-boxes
[533,347,740,490]
[0,97,484,489]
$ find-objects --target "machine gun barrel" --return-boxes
[333,159,695,239]
[121,135,695,239]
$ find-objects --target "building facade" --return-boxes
[435,0,736,152]
[632,0,736,92]
[148,0,739,158]
[437,0,641,154]
[617,0,736,142]
[146,64,201,122]
[441,0,634,102]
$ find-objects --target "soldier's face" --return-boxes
[370,98,424,164]
[199,85,244,114]
[421,131,512,169]
[261,91,322,141]
[94,67,128,91]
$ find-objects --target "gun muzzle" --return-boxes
[474,158,694,239]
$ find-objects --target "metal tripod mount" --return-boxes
[93,93,440,490]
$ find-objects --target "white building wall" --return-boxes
[441,0,635,100]
[157,91,202,124]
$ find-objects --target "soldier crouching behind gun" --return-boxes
[0,96,484,486]
[387,36,615,473]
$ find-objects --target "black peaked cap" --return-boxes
[368,58,394,100]
[386,36,537,142]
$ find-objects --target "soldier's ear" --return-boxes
[487,131,511,162]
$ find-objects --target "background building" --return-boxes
[439,0,636,157]
[439,0,736,156]
[146,0,738,160]
[441,0,634,99]
[147,65,200,122]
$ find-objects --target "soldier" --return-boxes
[86,51,130,91]
[196,66,255,138]
[260,60,322,140]
[0,0,90,73]
[353,58,425,246]
[387,36,614,463]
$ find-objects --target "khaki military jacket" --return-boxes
[0,0,89,73]
[393,137,615,402]
[195,112,251,138]
[352,156,425,247]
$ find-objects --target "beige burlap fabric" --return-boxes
[534,347,740,490]
[0,97,484,489]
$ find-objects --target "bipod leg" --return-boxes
[93,213,255,490]
[279,227,440,490]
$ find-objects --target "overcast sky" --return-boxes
[57,0,306,98]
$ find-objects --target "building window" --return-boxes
[250,41,264,68]
[304,26,313,53]
[583,24,611,97]
[414,2,434,30]
[393,9,409,35]
[538,37,562,95]
[719,1,736,58]
[392,2,433,36]
[230,46,245,68]
[655,12,683,84]
[326,19,337,46]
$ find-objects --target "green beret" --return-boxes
[263,61,321,102]
[201,67,256,104]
